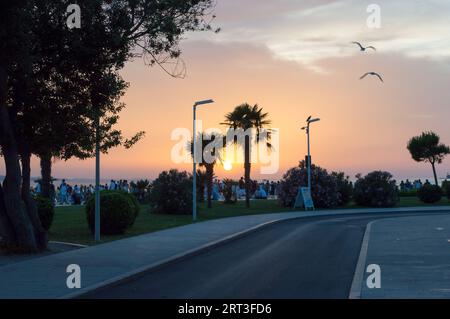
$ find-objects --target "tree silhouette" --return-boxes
[188,133,223,209]
[0,0,217,253]
[222,104,272,208]
[407,131,450,186]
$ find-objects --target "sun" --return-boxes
[223,160,233,171]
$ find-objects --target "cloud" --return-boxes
[191,0,450,71]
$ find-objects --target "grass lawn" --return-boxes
[49,200,292,246]
[49,197,450,246]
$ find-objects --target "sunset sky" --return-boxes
[25,0,450,182]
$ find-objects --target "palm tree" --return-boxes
[196,169,208,203]
[222,103,272,208]
[188,133,223,209]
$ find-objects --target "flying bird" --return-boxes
[352,42,376,52]
[360,72,384,83]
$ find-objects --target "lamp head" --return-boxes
[194,99,214,107]
[308,118,320,123]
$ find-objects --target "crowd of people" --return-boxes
[31,179,136,206]
[399,179,432,192]
[206,178,282,201]
[30,178,283,206]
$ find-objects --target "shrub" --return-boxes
[100,190,140,226]
[417,185,442,204]
[86,191,136,235]
[34,196,54,231]
[130,179,151,204]
[442,181,450,200]
[332,172,353,206]
[127,193,140,224]
[353,171,398,208]
[278,161,340,209]
[149,169,192,215]
[223,179,238,204]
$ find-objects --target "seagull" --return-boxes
[360,72,384,83]
[352,42,376,52]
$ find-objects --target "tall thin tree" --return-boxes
[222,104,272,208]
[407,131,450,186]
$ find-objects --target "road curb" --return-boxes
[61,218,288,299]
[49,241,88,249]
[62,206,450,299]
[349,221,373,299]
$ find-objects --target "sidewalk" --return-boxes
[361,215,450,298]
[0,206,449,298]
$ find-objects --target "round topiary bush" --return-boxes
[85,191,136,235]
[149,169,192,215]
[34,196,54,231]
[353,171,398,208]
[100,190,140,226]
[417,184,442,204]
[278,161,341,209]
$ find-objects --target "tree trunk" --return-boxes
[206,165,213,209]
[0,65,39,253]
[244,135,251,208]
[0,184,17,248]
[0,125,38,253]
[21,148,48,250]
[39,153,52,199]
[431,162,439,186]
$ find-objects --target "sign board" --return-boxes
[293,187,315,211]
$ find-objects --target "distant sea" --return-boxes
[0,174,446,186]
[28,177,152,186]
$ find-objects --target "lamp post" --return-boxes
[301,116,320,192]
[94,108,101,242]
[193,99,214,221]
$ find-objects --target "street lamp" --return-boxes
[94,108,101,242]
[193,99,214,221]
[301,116,321,192]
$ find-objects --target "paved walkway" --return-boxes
[361,214,450,299]
[0,206,449,298]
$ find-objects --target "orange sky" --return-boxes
[15,1,450,182]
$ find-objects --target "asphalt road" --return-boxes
[84,212,446,299]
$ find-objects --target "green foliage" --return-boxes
[407,132,450,185]
[442,181,450,199]
[407,132,450,164]
[85,191,137,235]
[34,196,54,231]
[278,161,342,209]
[101,190,140,225]
[353,171,398,208]
[0,0,217,252]
[149,170,193,215]
[130,179,151,204]
[332,172,353,206]
[417,185,443,204]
